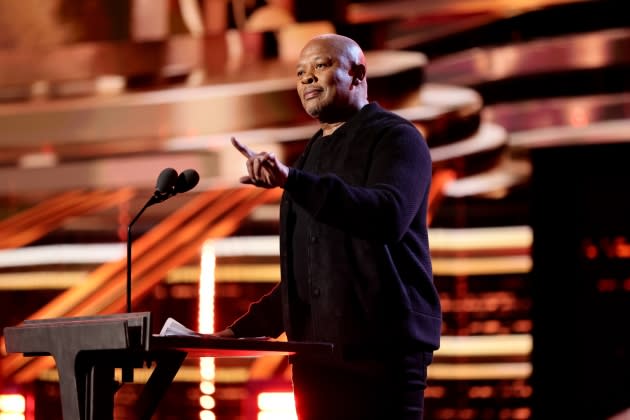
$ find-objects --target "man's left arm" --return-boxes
[284,123,431,241]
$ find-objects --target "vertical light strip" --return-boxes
[199,241,216,420]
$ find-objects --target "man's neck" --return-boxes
[320,121,346,136]
[318,101,368,136]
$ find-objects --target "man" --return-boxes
[217,34,441,420]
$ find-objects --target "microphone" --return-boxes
[147,167,179,206]
[156,167,179,193]
[126,168,199,313]
[175,168,200,194]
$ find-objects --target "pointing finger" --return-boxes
[231,136,255,158]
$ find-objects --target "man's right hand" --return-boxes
[213,328,236,338]
[231,137,289,188]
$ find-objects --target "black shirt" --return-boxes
[290,133,327,303]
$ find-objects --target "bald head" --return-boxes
[296,34,369,124]
[302,34,366,69]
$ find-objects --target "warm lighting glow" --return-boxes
[199,410,216,420]
[431,255,532,275]
[0,226,531,269]
[429,362,531,380]
[199,395,216,410]
[0,395,25,414]
[95,75,125,95]
[0,236,279,269]
[430,123,507,163]
[257,392,297,420]
[442,159,531,198]
[257,392,295,411]
[199,241,217,418]
[0,415,25,420]
[200,380,215,395]
[215,265,280,282]
[258,414,297,420]
[510,119,630,148]
[199,241,216,335]
[438,334,532,357]
[0,244,125,268]
[568,104,590,127]
[429,226,532,251]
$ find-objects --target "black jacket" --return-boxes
[230,102,441,358]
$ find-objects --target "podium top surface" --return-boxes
[150,334,334,357]
[4,313,333,358]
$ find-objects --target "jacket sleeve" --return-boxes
[283,123,431,242]
[227,283,285,338]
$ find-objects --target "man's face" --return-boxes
[295,39,353,120]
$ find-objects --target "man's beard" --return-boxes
[303,100,325,119]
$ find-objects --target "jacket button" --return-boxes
[312,288,321,297]
[310,236,317,243]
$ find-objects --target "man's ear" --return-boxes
[351,63,366,85]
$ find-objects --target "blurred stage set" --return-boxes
[0,0,628,419]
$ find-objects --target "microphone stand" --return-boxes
[125,168,197,311]
[126,191,171,313]
[123,184,174,385]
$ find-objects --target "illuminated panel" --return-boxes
[0,226,531,269]
[257,392,297,420]
[429,362,531,380]
[429,225,532,251]
[427,223,534,420]
[0,393,30,420]
[438,334,531,357]
[432,255,531,275]
[0,414,25,420]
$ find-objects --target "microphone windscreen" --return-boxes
[176,169,200,193]
[156,168,178,193]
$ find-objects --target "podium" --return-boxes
[3,312,333,420]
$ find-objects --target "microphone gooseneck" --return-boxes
[126,167,199,313]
